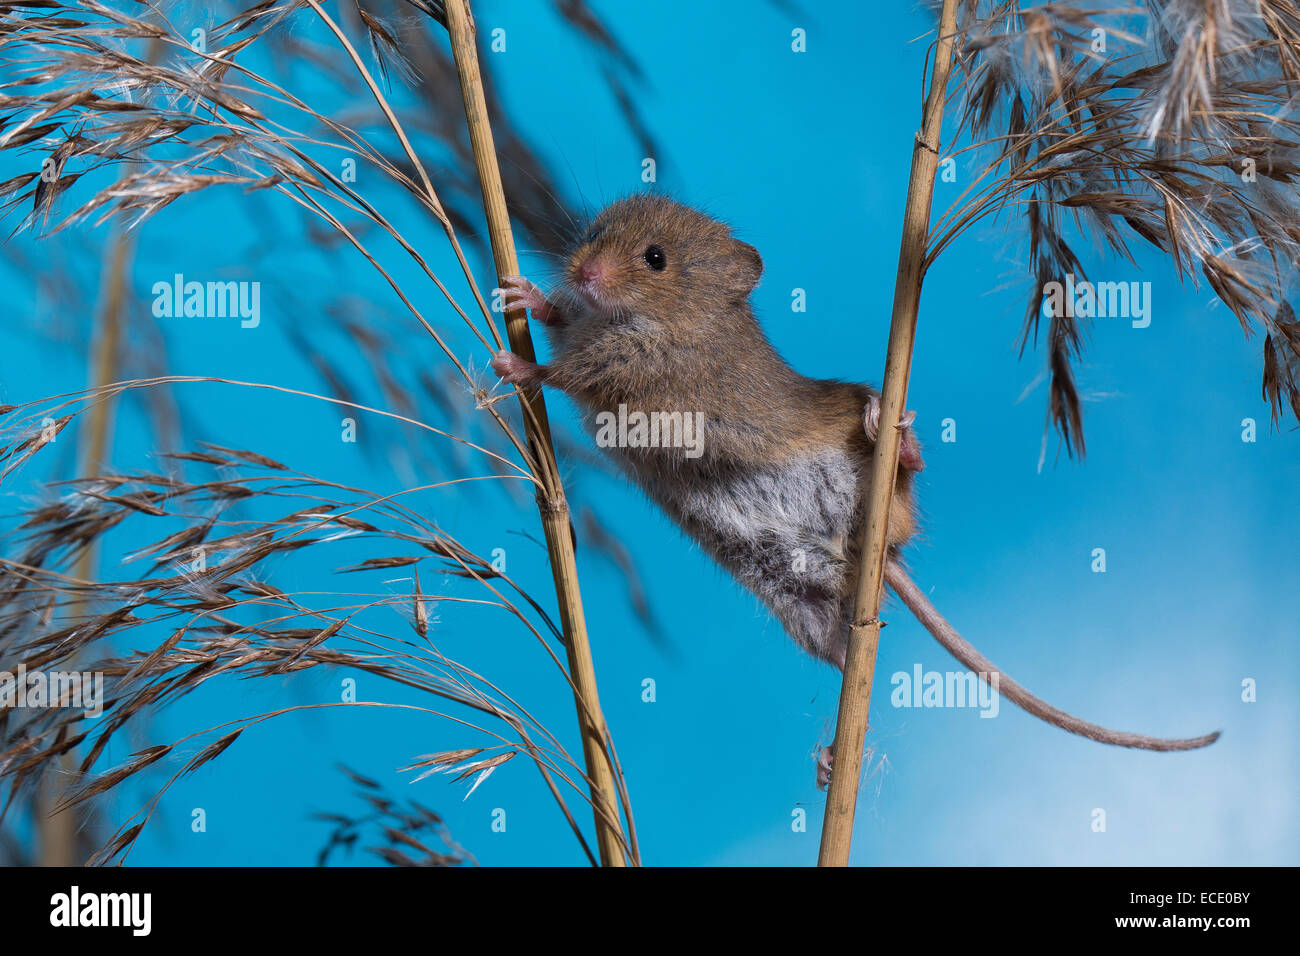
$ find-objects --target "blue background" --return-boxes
[1,0,1295,865]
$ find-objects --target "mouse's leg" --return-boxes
[500,275,562,325]
[491,350,550,388]
[863,395,925,472]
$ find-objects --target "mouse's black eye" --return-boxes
[644,245,666,271]
[585,226,602,244]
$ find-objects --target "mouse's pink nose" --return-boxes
[577,259,606,288]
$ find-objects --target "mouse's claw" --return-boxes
[863,395,925,472]
[491,349,549,388]
[500,275,560,325]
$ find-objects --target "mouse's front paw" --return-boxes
[491,350,548,388]
[500,275,560,325]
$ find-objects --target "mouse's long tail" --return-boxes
[884,561,1220,752]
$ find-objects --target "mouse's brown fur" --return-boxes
[498,194,918,666]
[547,196,909,478]
[492,193,1221,752]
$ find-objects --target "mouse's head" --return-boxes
[563,195,763,321]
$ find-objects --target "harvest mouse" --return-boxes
[491,195,1220,778]
[493,194,922,669]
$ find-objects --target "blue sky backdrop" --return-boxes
[1,0,1295,865]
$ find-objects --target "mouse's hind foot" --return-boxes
[816,745,834,791]
[863,395,924,472]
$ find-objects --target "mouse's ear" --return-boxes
[732,240,763,294]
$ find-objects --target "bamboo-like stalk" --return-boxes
[36,226,133,866]
[818,0,960,868]
[442,0,627,867]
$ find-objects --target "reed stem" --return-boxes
[443,0,627,867]
[818,0,960,867]
[37,222,133,866]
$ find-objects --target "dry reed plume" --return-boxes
[0,0,649,865]
[826,0,1300,863]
